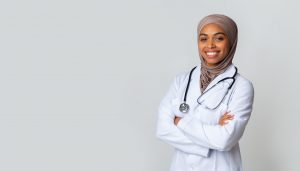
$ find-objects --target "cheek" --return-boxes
[224,46,230,56]
[219,43,229,56]
[198,43,205,53]
[223,41,230,53]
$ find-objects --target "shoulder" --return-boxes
[174,71,189,84]
[171,69,192,89]
[236,74,254,88]
[160,69,191,101]
[234,73,254,97]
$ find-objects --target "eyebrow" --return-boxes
[199,32,226,36]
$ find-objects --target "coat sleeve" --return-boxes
[156,76,210,157]
[177,79,254,151]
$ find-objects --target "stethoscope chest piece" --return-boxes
[179,103,189,113]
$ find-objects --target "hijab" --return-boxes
[197,14,238,93]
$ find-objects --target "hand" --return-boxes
[174,116,182,126]
[219,112,234,126]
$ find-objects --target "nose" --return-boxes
[207,39,216,48]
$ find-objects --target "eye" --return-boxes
[199,37,207,42]
[215,36,225,42]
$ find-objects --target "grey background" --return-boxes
[0,0,299,170]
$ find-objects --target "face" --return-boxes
[198,23,230,67]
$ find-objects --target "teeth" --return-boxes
[206,52,217,56]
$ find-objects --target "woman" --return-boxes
[156,14,254,171]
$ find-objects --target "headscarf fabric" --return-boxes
[197,14,238,93]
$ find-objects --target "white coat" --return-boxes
[156,64,254,171]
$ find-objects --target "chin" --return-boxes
[205,58,220,63]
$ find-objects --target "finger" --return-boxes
[224,114,234,119]
[225,112,234,116]
[228,115,235,119]
[225,116,234,120]
[223,112,230,116]
[220,118,230,123]
[220,119,232,124]
[220,117,234,124]
[223,118,233,121]
[223,113,234,117]
[220,120,231,126]
[223,111,231,115]
[221,115,234,120]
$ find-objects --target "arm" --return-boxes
[176,112,234,126]
[177,79,254,151]
[156,77,210,157]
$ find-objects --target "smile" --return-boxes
[205,51,219,58]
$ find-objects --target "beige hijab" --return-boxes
[197,14,238,92]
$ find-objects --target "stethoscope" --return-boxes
[179,66,238,113]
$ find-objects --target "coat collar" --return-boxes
[197,64,237,93]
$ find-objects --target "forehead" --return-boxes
[200,23,226,35]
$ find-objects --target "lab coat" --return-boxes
[156,64,254,171]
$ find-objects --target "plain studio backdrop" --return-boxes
[0,0,299,171]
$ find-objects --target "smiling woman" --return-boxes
[156,14,254,171]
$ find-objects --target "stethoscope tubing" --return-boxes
[183,66,197,103]
[180,66,238,113]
